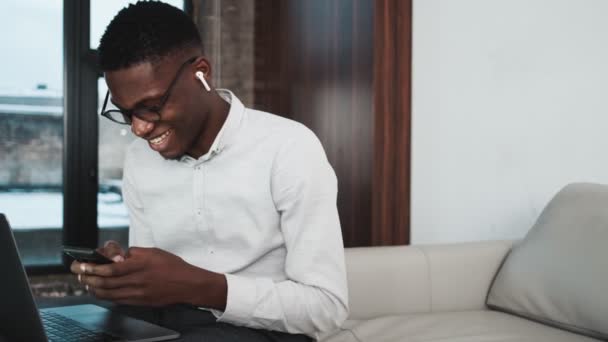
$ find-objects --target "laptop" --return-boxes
[0,214,180,342]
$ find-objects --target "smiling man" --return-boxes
[70,1,348,341]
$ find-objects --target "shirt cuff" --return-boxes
[212,273,258,325]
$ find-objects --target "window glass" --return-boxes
[0,0,64,265]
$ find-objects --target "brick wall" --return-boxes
[0,113,62,186]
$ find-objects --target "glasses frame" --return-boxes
[100,56,199,125]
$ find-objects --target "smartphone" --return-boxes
[62,245,114,264]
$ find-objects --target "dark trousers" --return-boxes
[113,304,312,342]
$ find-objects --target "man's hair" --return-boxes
[98,1,202,71]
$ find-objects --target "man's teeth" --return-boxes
[150,130,171,145]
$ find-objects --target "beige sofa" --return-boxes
[321,240,601,342]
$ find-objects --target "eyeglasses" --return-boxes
[100,56,198,125]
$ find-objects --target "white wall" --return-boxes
[411,0,608,244]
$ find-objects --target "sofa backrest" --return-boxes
[487,182,608,340]
[344,240,513,320]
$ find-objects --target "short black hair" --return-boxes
[98,1,202,71]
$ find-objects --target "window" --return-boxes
[0,0,64,266]
[0,1,187,271]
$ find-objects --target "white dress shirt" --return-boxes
[122,89,349,339]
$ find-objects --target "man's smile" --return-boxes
[149,129,172,145]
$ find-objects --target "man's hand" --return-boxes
[70,245,227,309]
[97,240,126,262]
[69,240,126,285]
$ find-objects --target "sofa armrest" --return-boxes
[344,240,514,320]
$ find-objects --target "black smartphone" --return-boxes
[62,245,113,264]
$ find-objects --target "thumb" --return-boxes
[97,240,126,262]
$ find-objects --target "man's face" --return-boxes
[105,54,211,159]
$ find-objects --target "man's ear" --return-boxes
[193,56,212,79]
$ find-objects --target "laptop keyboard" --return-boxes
[41,311,121,342]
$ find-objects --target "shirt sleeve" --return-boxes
[123,147,156,248]
[212,126,349,339]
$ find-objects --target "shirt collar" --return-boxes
[180,89,245,164]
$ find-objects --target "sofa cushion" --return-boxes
[344,241,513,320]
[321,311,600,342]
[487,183,608,340]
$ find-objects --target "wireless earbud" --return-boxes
[195,71,211,92]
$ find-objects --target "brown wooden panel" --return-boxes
[253,0,411,247]
[253,1,283,113]
[288,0,375,248]
[371,0,412,245]
[255,0,374,247]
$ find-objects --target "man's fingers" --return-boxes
[72,255,143,277]
[70,260,80,274]
[97,240,126,261]
[81,274,140,290]
[86,258,143,277]
[70,261,94,275]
